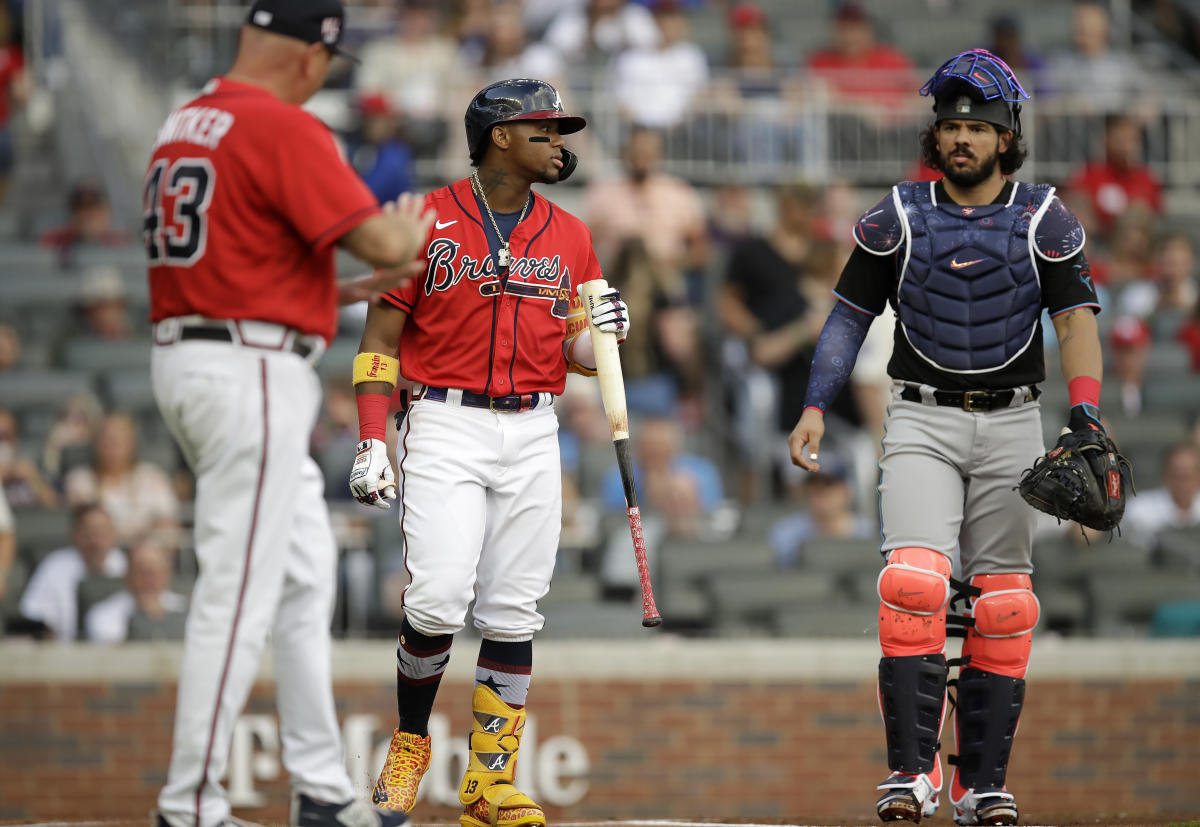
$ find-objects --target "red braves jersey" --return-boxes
[146,78,380,342]
[382,177,602,396]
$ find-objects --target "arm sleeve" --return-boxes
[802,300,875,414]
[1042,251,1101,317]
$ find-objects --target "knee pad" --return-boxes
[878,547,952,657]
[961,574,1039,679]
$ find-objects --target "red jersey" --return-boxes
[146,78,380,342]
[805,46,917,107]
[0,44,24,125]
[382,177,602,396]
[1063,160,1163,238]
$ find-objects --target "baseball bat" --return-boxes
[579,279,662,627]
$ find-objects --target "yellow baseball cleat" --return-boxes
[371,729,432,813]
[458,685,545,827]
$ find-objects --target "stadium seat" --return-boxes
[0,557,29,618]
[1085,571,1200,636]
[537,602,658,639]
[102,368,158,413]
[774,601,878,638]
[706,569,840,625]
[13,507,73,567]
[1144,342,1191,380]
[0,370,98,414]
[61,338,152,373]
[658,537,775,589]
[539,572,599,606]
[1153,527,1200,574]
[796,536,885,579]
[1034,582,1089,636]
[655,580,713,631]
[318,338,359,381]
[127,609,188,641]
[75,575,126,640]
[0,242,59,272]
[1143,380,1200,417]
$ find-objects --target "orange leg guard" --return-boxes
[878,547,952,657]
[961,573,1039,679]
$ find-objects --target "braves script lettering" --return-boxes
[424,238,572,297]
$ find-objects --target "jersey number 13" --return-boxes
[143,158,216,266]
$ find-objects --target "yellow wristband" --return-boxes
[352,352,400,386]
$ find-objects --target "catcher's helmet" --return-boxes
[920,48,1029,134]
[464,78,586,167]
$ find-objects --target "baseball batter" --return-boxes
[347,79,627,827]
[789,50,1104,826]
[146,2,431,826]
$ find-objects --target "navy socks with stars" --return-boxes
[395,618,453,736]
[476,638,533,709]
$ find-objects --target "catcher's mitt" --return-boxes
[1017,427,1134,532]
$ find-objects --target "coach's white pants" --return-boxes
[396,396,561,640]
[153,340,355,827]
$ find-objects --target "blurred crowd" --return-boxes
[2,0,1200,641]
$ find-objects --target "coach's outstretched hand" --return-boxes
[788,407,825,473]
[349,438,398,510]
[338,192,435,304]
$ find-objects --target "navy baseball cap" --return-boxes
[246,0,358,62]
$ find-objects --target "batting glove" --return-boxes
[587,286,630,344]
[349,439,397,510]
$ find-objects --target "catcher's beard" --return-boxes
[941,145,999,188]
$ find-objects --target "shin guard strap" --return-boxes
[879,653,948,774]
[949,667,1026,790]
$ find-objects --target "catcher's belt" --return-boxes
[898,383,1041,412]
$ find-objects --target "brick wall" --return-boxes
[2,641,1198,824]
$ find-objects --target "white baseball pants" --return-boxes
[395,393,562,640]
[152,332,355,827]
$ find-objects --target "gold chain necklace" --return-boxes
[471,171,530,269]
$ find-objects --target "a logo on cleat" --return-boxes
[482,752,509,771]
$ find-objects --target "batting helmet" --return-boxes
[919,48,1029,134]
[464,78,586,179]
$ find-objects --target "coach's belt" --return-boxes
[155,317,324,363]
[898,384,1041,412]
[418,385,550,412]
[177,325,316,359]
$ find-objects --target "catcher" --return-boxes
[788,49,1128,825]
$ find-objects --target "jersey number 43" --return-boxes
[143,157,216,266]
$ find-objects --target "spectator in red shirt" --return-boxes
[37,179,132,269]
[0,2,31,206]
[804,2,917,114]
[1062,113,1163,244]
[1177,293,1200,373]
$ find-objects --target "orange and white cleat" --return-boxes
[876,758,942,823]
[371,729,432,813]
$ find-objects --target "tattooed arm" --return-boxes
[1053,306,1105,428]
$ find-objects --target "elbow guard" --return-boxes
[563,294,597,376]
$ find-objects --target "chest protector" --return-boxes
[860,181,1060,374]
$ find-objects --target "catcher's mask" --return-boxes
[920,48,1029,135]
[464,78,586,180]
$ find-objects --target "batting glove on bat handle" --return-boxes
[588,287,629,344]
[349,438,398,510]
